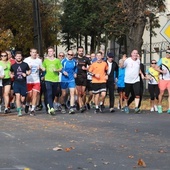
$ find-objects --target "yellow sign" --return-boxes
[160,20,170,42]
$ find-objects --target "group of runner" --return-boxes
[0,47,170,116]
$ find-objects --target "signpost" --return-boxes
[160,20,170,43]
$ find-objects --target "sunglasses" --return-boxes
[67,53,73,56]
[59,55,64,57]
[166,51,170,54]
[151,62,157,64]
[1,55,7,57]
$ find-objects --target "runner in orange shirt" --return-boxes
[88,51,108,113]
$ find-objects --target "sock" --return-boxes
[31,105,36,111]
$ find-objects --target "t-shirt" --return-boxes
[146,67,159,85]
[0,66,4,86]
[10,62,30,83]
[74,56,91,78]
[42,58,62,82]
[124,57,140,84]
[157,57,170,80]
[88,61,108,83]
[117,67,125,88]
[61,58,77,82]
[0,61,11,79]
[24,57,42,83]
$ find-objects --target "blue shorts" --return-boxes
[61,81,76,89]
[13,82,27,96]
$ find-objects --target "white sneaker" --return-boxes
[117,103,120,109]
[150,107,154,112]
[154,105,158,111]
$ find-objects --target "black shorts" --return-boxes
[3,78,11,86]
[11,81,14,90]
[86,80,93,91]
[75,75,87,86]
[92,83,107,94]
[117,87,125,93]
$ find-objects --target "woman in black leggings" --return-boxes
[145,60,160,112]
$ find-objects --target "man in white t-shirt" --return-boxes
[123,50,143,114]
[24,48,42,115]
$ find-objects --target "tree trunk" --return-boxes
[126,20,145,56]
[85,35,88,54]
[90,34,96,53]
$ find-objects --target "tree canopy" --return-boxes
[60,0,166,55]
[0,0,166,55]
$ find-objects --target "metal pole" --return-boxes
[150,17,152,62]
[32,0,43,57]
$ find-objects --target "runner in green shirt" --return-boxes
[42,46,62,115]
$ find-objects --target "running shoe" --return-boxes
[4,108,8,114]
[25,105,29,113]
[124,106,129,114]
[30,110,36,116]
[17,109,22,117]
[99,104,104,113]
[154,105,158,111]
[80,106,86,113]
[167,109,170,114]
[150,107,154,112]
[110,108,115,113]
[94,108,100,113]
[49,108,55,115]
[69,108,75,114]
[157,105,162,114]
[135,107,140,113]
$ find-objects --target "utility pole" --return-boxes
[32,0,43,57]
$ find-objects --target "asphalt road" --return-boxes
[0,108,170,170]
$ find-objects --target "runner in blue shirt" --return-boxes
[60,50,77,114]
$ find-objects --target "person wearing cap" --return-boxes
[155,48,170,114]
[106,52,118,112]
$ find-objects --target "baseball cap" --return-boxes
[107,52,114,58]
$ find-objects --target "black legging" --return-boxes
[148,84,159,100]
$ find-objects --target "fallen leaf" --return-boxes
[53,147,63,151]
[158,149,167,153]
[128,155,134,159]
[65,147,74,152]
[135,129,139,132]
[102,161,110,165]
[137,159,146,167]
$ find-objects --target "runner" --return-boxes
[24,48,42,116]
[60,50,77,114]
[42,46,62,115]
[10,51,30,116]
[88,51,108,113]
[74,46,91,113]
[155,48,170,114]
[0,51,11,113]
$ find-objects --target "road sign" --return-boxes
[160,20,170,42]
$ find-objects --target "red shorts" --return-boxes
[27,83,40,93]
[158,79,170,91]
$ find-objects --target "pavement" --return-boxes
[0,107,170,170]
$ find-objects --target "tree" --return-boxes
[100,0,166,55]
[0,0,34,54]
